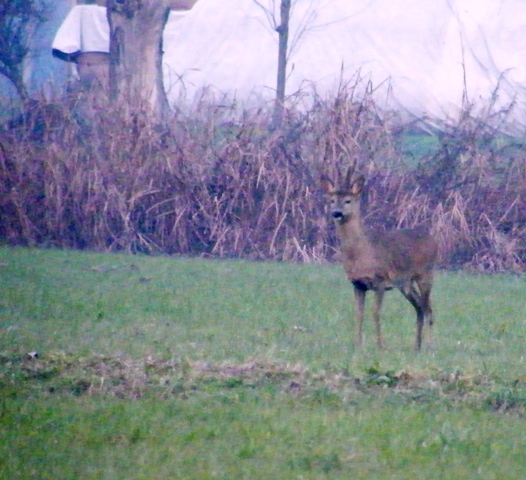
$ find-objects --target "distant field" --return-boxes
[1,247,526,479]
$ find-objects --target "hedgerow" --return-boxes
[1,82,525,271]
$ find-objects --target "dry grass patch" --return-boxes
[2,351,526,417]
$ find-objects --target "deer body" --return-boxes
[322,170,438,350]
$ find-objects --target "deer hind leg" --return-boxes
[399,283,425,351]
[414,274,434,351]
[373,288,385,349]
[353,286,366,348]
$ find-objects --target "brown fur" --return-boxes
[321,167,438,350]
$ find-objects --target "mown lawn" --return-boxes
[1,247,526,479]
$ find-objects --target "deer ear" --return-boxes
[350,175,365,195]
[320,176,334,194]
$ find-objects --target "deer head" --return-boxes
[321,168,365,224]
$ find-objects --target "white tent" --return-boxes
[162,0,526,128]
[52,0,526,129]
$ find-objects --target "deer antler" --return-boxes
[342,156,358,189]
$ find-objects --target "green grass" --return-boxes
[1,247,526,479]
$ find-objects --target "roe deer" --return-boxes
[321,166,438,351]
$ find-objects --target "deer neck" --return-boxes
[335,216,376,268]
[336,216,367,247]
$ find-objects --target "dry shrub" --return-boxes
[1,83,526,271]
[413,92,526,272]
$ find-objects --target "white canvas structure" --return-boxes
[52,4,109,56]
[52,0,526,130]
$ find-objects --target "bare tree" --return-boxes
[253,0,316,127]
[0,0,48,102]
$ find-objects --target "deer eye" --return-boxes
[344,198,352,204]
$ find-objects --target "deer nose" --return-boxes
[332,211,344,219]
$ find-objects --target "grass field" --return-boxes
[1,246,526,479]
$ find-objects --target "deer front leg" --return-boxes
[373,288,385,349]
[353,286,366,348]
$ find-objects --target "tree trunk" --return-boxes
[273,0,291,128]
[107,0,171,122]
